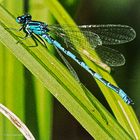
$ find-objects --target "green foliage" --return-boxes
[0,0,140,139]
[0,1,24,140]
[46,0,140,137]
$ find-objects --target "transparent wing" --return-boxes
[78,24,136,45]
[95,46,125,66]
[48,24,135,66]
[58,39,125,66]
[48,25,102,48]
[48,24,136,45]
[57,36,125,66]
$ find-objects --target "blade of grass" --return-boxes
[0,43,5,140]
[0,1,24,140]
[0,104,35,140]
[29,1,54,139]
[45,0,140,138]
[0,5,137,139]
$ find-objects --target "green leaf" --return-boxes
[45,0,140,138]
[0,3,139,139]
[29,0,54,139]
[0,1,24,140]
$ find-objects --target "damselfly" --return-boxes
[15,14,136,104]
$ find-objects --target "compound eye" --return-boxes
[26,14,32,20]
[18,17,21,21]
[16,16,24,24]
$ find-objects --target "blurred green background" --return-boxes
[0,0,140,140]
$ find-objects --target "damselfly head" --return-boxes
[16,14,32,24]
